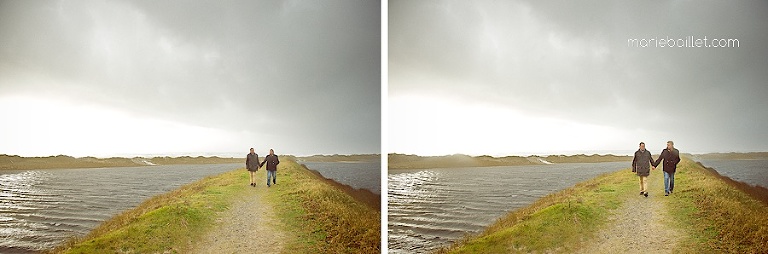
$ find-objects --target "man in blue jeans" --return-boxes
[261,149,280,187]
[654,141,681,196]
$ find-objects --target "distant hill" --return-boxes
[146,156,242,165]
[0,154,241,170]
[388,153,631,170]
[295,154,380,163]
[542,154,632,164]
[690,152,768,161]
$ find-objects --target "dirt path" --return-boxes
[193,174,287,254]
[578,171,681,254]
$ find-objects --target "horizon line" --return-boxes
[0,152,383,159]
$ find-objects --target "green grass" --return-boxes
[50,158,380,253]
[50,168,249,253]
[440,158,768,253]
[441,168,637,253]
[665,159,768,253]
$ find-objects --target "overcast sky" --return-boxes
[390,0,768,156]
[0,0,380,157]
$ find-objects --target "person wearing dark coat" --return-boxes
[632,142,656,197]
[246,148,261,187]
[654,141,681,196]
[261,149,280,187]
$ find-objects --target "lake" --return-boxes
[387,161,629,253]
[300,161,381,194]
[0,163,239,253]
[697,159,768,188]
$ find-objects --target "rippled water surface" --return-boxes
[0,164,239,253]
[387,162,628,253]
[301,162,381,194]
[698,159,768,188]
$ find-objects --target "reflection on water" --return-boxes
[698,159,768,188]
[301,162,381,194]
[0,164,239,253]
[387,162,628,253]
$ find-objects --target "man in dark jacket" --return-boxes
[654,141,681,196]
[261,149,279,187]
[246,148,261,187]
[632,142,656,197]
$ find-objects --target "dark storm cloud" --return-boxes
[0,0,380,155]
[390,0,768,153]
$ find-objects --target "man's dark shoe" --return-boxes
[640,191,644,195]
[665,193,669,196]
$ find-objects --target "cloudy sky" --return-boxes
[0,0,380,157]
[389,0,768,156]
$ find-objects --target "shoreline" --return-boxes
[693,160,768,205]
[438,158,768,253]
[295,153,380,163]
[300,163,381,210]
[0,153,383,171]
[48,158,380,253]
[0,154,242,170]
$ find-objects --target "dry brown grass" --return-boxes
[668,159,768,253]
[268,160,381,253]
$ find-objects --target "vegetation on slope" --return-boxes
[50,158,380,253]
[440,158,768,253]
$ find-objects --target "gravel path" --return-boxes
[578,171,681,254]
[193,177,287,254]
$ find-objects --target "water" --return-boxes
[387,161,628,253]
[698,159,768,188]
[301,162,381,194]
[0,163,240,253]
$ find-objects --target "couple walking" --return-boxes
[632,141,680,197]
[245,148,280,187]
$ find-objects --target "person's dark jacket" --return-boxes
[261,154,279,171]
[654,148,680,173]
[632,149,654,176]
[246,153,260,171]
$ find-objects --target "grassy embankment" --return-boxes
[388,153,631,170]
[50,158,379,253]
[0,154,241,170]
[440,158,768,253]
[668,159,768,252]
